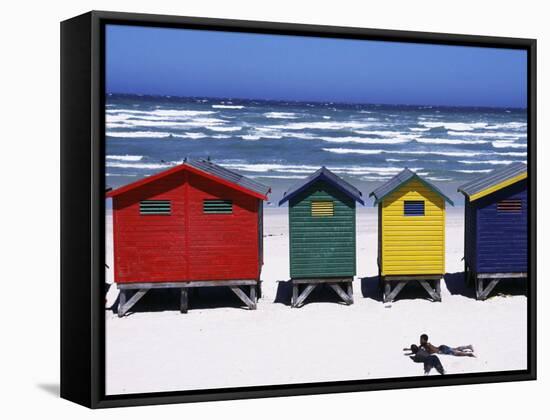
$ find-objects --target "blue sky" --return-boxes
[106,24,527,108]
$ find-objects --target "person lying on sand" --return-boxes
[420,334,475,357]
[403,344,445,375]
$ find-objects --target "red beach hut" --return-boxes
[106,159,270,316]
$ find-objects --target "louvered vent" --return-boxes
[404,200,425,216]
[203,199,233,214]
[311,201,334,217]
[497,199,522,213]
[139,200,171,215]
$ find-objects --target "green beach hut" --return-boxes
[278,167,364,307]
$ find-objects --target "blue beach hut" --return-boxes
[457,162,528,300]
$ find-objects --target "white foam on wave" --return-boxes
[212,104,244,109]
[419,121,489,131]
[322,148,485,157]
[102,157,435,180]
[264,112,298,119]
[285,132,315,140]
[448,130,525,138]
[386,158,418,162]
[492,140,527,149]
[360,175,393,181]
[250,175,306,180]
[106,109,149,115]
[106,162,171,170]
[106,131,209,139]
[105,173,138,177]
[458,160,517,165]
[354,130,413,138]
[221,163,319,173]
[272,131,420,145]
[322,148,384,155]
[220,162,413,177]
[106,122,137,129]
[106,155,143,161]
[427,177,453,181]
[150,109,217,117]
[106,113,139,123]
[454,169,493,174]
[107,109,216,118]
[181,132,209,139]
[207,126,242,132]
[267,121,377,131]
[348,148,526,158]
[409,127,431,132]
[107,117,228,129]
[486,122,527,130]
[331,166,422,176]
[416,138,488,145]
[318,136,412,145]
[241,134,281,141]
[107,131,172,138]
[495,151,527,157]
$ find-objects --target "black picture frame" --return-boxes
[60,10,537,409]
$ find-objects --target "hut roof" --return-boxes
[278,166,364,206]
[457,162,527,201]
[369,168,454,206]
[106,159,270,200]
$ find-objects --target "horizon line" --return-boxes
[106,92,527,111]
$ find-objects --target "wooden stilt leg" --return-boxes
[180,288,188,314]
[476,276,483,300]
[249,285,257,309]
[419,280,440,302]
[229,286,256,310]
[347,281,354,304]
[329,283,353,305]
[256,281,262,300]
[478,278,500,301]
[385,281,406,303]
[294,284,316,307]
[118,289,148,317]
[383,282,391,303]
[435,279,442,302]
[118,289,126,318]
[292,283,298,308]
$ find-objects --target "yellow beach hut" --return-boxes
[369,168,454,303]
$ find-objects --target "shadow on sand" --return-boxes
[443,271,476,299]
[274,280,346,307]
[360,276,383,302]
[444,271,527,299]
[109,286,251,316]
[362,275,449,303]
[444,272,475,299]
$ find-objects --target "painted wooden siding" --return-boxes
[289,180,356,278]
[475,180,527,273]
[380,179,445,275]
[463,196,478,273]
[113,171,188,283]
[186,172,260,281]
[112,170,261,284]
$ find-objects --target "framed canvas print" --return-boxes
[60,11,536,408]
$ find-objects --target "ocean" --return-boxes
[106,94,527,206]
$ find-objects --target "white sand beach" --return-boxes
[105,207,527,395]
